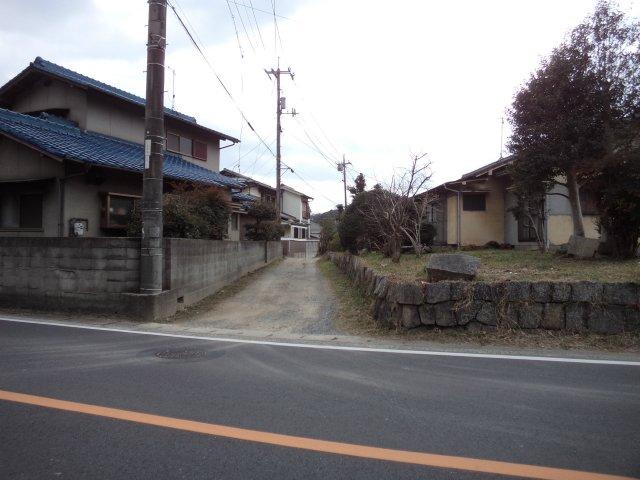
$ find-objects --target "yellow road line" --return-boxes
[0,389,634,480]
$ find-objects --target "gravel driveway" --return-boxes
[176,257,338,335]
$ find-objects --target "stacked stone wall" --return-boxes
[328,252,640,334]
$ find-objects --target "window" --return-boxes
[518,215,543,243]
[166,132,180,152]
[462,193,486,211]
[101,193,140,229]
[19,194,43,228]
[179,136,192,156]
[166,132,208,161]
[579,189,598,215]
[193,140,207,160]
[0,193,43,229]
[230,213,239,231]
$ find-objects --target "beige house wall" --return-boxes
[11,78,88,129]
[446,194,458,245]
[85,93,145,144]
[0,138,63,237]
[62,170,142,238]
[9,79,223,173]
[547,215,600,245]
[445,177,505,246]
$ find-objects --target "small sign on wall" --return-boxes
[144,139,151,169]
[69,218,88,237]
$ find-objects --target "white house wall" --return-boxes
[282,190,302,220]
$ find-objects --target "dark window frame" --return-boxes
[462,193,486,211]
[100,192,140,230]
[166,131,208,162]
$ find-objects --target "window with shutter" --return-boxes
[166,132,180,152]
[193,140,207,160]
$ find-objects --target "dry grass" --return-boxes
[319,258,640,352]
[360,249,639,283]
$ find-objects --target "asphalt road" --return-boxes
[0,319,639,480]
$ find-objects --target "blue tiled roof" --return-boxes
[23,57,239,142]
[231,191,259,203]
[0,108,241,189]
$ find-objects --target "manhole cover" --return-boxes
[155,348,206,360]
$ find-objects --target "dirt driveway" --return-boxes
[175,257,338,335]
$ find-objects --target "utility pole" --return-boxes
[265,64,295,216]
[140,0,166,294]
[337,154,351,208]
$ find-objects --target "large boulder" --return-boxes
[567,235,599,259]
[425,253,481,282]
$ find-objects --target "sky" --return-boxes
[1,0,638,213]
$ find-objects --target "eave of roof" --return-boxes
[281,183,313,200]
[0,108,242,189]
[0,57,239,143]
[220,168,276,191]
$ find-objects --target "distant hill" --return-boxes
[311,209,339,224]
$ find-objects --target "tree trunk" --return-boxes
[565,169,585,237]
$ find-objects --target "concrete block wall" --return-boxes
[163,239,282,308]
[0,237,282,321]
[329,252,640,334]
[282,239,319,258]
[0,237,140,295]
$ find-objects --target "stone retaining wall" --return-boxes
[328,252,640,334]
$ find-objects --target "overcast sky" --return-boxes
[1,0,638,213]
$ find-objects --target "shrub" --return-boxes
[420,222,437,246]
[244,200,284,241]
[127,183,230,239]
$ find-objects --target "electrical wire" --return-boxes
[167,0,276,158]
[225,0,244,58]
[234,1,256,54]
[227,1,289,19]
[248,0,265,49]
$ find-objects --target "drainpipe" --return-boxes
[443,183,462,249]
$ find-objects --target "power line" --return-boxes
[227,0,289,19]
[271,0,284,53]
[234,1,256,54]
[225,0,244,58]
[167,0,276,159]
[293,116,339,166]
[248,0,266,49]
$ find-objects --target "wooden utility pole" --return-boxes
[338,154,351,208]
[265,65,294,216]
[140,0,167,294]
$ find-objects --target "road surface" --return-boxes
[175,257,338,335]
[0,318,639,479]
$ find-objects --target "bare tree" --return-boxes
[360,154,432,262]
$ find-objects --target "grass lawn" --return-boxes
[359,249,639,283]
[318,258,640,352]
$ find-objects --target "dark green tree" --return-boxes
[244,200,284,241]
[348,173,366,197]
[508,1,639,240]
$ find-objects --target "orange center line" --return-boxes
[0,389,634,480]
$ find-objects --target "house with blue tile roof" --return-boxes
[0,57,241,238]
[220,169,314,241]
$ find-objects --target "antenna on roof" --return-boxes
[167,66,176,110]
[499,117,504,159]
